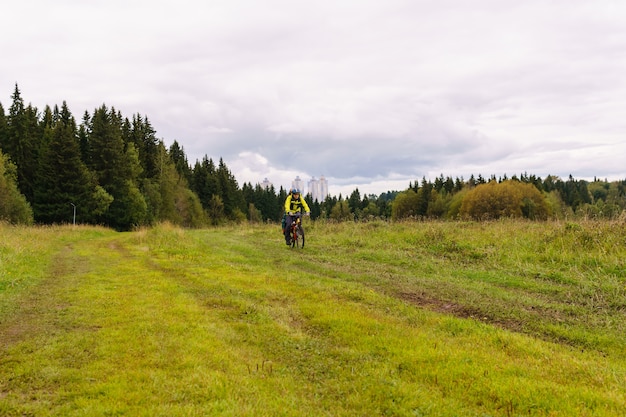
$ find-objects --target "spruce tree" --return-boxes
[33,102,112,224]
[169,140,191,182]
[5,85,41,203]
[155,143,180,223]
[216,157,244,218]
[85,105,146,230]
[0,103,7,153]
[191,155,220,210]
[255,183,280,222]
[78,111,90,164]
[127,114,159,179]
[348,188,361,214]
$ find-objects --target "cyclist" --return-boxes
[284,188,311,245]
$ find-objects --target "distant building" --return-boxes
[291,176,304,193]
[308,177,318,200]
[307,175,328,202]
[319,176,328,201]
[260,177,273,190]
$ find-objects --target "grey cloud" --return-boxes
[2,0,626,196]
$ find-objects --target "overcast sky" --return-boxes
[2,0,625,196]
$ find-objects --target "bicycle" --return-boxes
[287,212,307,248]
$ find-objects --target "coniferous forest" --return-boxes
[1,84,625,229]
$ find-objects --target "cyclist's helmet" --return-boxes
[291,188,301,195]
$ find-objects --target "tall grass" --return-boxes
[1,220,625,416]
[306,219,626,355]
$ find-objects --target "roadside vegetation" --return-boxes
[1,219,625,416]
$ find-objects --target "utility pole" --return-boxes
[71,203,76,225]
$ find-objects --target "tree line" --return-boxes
[390,173,625,221]
[1,85,625,228]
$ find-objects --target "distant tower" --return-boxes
[292,176,304,192]
[319,176,328,202]
[260,178,272,190]
[308,177,320,202]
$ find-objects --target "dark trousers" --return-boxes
[284,215,296,242]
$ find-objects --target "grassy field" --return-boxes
[1,219,625,416]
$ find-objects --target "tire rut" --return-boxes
[0,244,87,351]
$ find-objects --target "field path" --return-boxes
[1,243,88,349]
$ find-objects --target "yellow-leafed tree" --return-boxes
[460,180,551,220]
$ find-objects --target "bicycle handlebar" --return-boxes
[287,211,309,217]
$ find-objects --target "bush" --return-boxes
[391,190,419,220]
[0,152,34,225]
[460,180,551,220]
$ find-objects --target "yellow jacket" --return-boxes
[284,195,310,214]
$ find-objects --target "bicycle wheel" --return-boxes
[297,225,305,248]
[291,227,303,248]
[291,227,298,248]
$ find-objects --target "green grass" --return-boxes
[1,220,625,416]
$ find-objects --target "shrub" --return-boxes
[460,180,551,220]
[0,151,34,225]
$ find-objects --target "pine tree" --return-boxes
[127,114,159,179]
[257,183,280,222]
[85,105,146,230]
[416,177,433,216]
[3,85,24,160]
[241,182,255,218]
[0,103,7,153]
[5,85,41,203]
[154,143,180,223]
[78,111,90,164]
[169,140,191,183]
[454,177,464,193]
[33,102,112,224]
[348,188,361,213]
[191,155,220,210]
[216,157,244,218]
